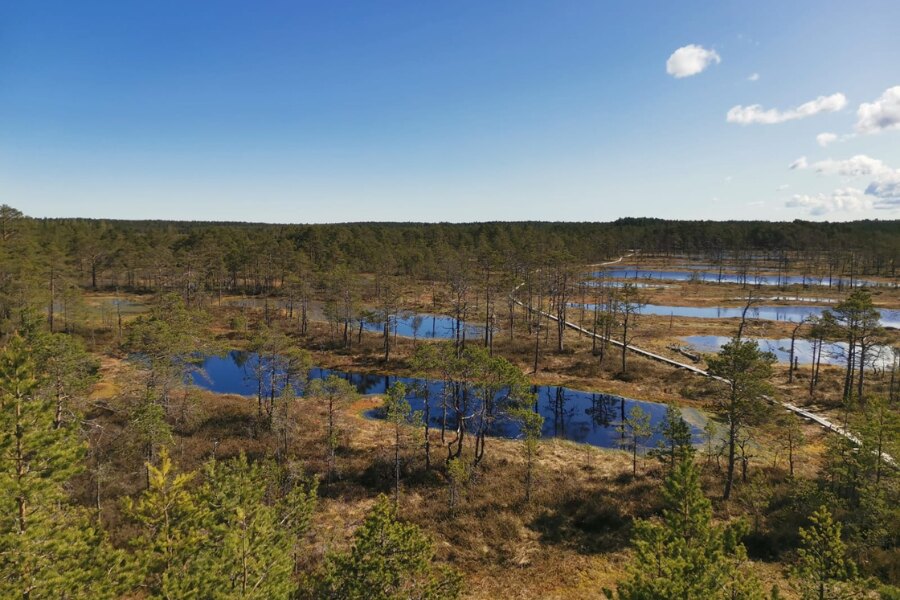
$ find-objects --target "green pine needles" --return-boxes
[611,457,763,599]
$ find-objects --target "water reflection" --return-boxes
[680,335,895,366]
[360,313,485,340]
[571,303,899,328]
[591,267,891,288]
[192,351,703,450]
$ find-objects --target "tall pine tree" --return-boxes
[794,505,856,600]
[0,335,133,599]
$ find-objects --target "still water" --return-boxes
[570,303,900,328]
[192,351,705,450]
[591,267,889,288]
[680,336,895,366]
[361,313,485,340]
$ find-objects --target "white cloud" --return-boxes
[724,176,733,183]
[855,85,900,134]
[789,157,808,170]
[816,132,837,147]
[785,187,872,215]
[666,45,721,78]
[787,153,900,212]
[747,73,760,82]
[795,154,891,177]
[727,93,847,125]
[776,184,790,191]
[865,172,900,207]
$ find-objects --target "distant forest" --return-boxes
[2,206,898,305]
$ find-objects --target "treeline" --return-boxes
[611,217,900,264]
[4,206,899,293]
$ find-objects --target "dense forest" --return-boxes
[2,206,899,326]
[1,203,898,599]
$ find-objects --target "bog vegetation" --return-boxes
[0,204,898,599]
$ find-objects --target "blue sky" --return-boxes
[2,1,899,222]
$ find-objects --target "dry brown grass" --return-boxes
[88,353,815,598]
[75,267,899,598]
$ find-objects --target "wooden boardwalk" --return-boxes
[510,271,893,466]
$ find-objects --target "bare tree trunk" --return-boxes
[423,392,431,470]
[724,417,736,501]
[788,319,807,383]
[48,266,55,332]
[857,343,868,400]
[394,422,401,508]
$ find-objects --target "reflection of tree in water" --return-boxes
[231,350,267,393]
[231,350,251,369]
[585,393,619,428]
[545,386,576,437]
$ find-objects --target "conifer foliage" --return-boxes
[310,495,462,600]
[612,457,762,599]
[794,505,857,600]
[0,335,133,599]
[125,450,318,599]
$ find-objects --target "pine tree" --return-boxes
[447,457,470,517]
[829,290,881,404]
[794,505,856,600]
[197,453,298,599]
[617,405,652,476]
[126,450,318,599]
[381,382,418,508]
[651,402,695,475]
[247,325,311,428]
[124,448,208,597]
[308,375,359,482]
[272,383,299,463]
[29,330,99,429]
[613,458,763,599]
[272,463,319,574]
[123,292,211,418]
[311,495,462,599]
[0,335,133,599]
[707,337,775,500]
[703,419,722,469]
[510,405,544,503]
[858,395,898,485]
[127,394,173,488]
[776,413,805,478]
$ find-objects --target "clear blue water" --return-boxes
[571,303,900,328]
[582,280,667,289]
[680,335,894,367]
[192,351,704,450]
[591,267,891,288]
[360,313,486,340]
[221,301,487,339]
